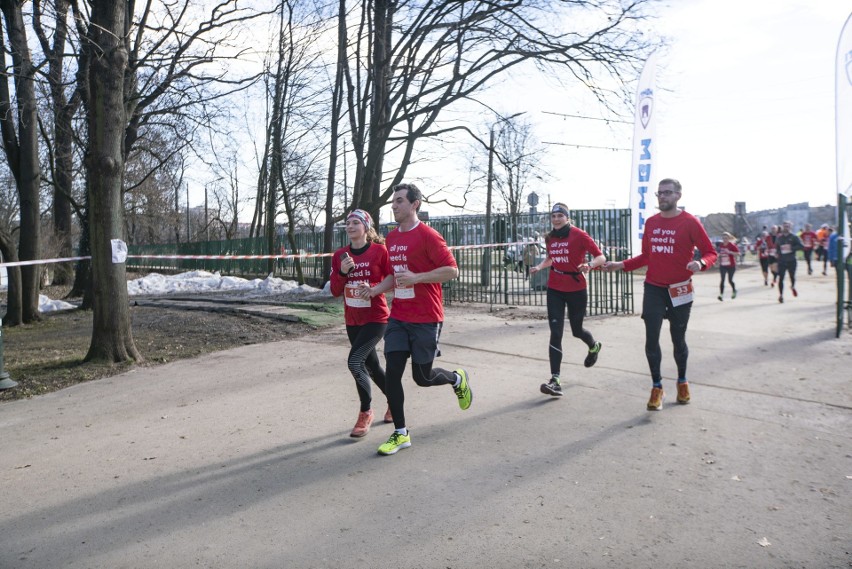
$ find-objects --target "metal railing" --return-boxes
[127,209,634,314]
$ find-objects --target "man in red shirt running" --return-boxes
[360,183,472,456]
[605,178,717,410]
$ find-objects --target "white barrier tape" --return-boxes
[0,240,632,269]
[0,256,90,268]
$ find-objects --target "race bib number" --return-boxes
[344,282,371,308]
[780,244,792,255]
[668,279,694,307]
[768,248,777,257]
[394,275,415,299]
[720,254,731,266]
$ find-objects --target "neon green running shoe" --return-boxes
[377,431,411,455]
[453,369,473,410]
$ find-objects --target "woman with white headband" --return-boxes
[329,209,392,437]
[530,203,606,397]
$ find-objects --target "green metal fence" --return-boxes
[435,210,633,315]
[127,209,634,314]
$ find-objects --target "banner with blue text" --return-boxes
[629,52,659,257]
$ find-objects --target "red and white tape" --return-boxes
[0,241,634,269]
[0,242,539,269]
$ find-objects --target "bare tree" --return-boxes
[342,0,655,220]
[0,0,43,324]
[492,115,546,241]
[33,0,83,286]
[82,0,140,362]
[254,0,329,282]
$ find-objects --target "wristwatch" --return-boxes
[698,259,706,269]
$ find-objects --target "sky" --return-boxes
[398,0,851,221]
[30,271,325,313]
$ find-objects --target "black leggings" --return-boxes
[803,249,813,273]
[719,266,736,294]
[546,287,595,376]
[777,259,797,295]
[642,283,691,383]
[384,351,455,430]
[346,323,387,412]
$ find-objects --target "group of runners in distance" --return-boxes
[329,178,840,456]
[753,221,838,304]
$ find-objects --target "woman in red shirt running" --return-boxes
[530,203,606,397]
[717,232,739,301]
[329,209,392,438]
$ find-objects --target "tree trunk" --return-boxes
[37,0,76,286]
[358,0,394,221]
[0,1,42,323]
[84,0,140,363]
[0,226,21,326]
[52,106,76,286]
[321,0,347,285]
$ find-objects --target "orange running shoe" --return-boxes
[350,409,374,438]
[647,386,664,411]
[383,406,393,424]
[676,381,691,404]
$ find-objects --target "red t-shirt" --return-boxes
[386,222,457,323]
[330,243,391,326]
[545,227,603,293]
[800,231,818,250]
[756,236,773,259]
[717,242,739,268]
[623,211,717,287]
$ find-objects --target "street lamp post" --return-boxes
[480,112,526,289]
[481,128,495,287]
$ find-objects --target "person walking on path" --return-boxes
[529,203,606,397]
[360,183,472,456]
[717,232,739,301]
[522,234,542,279]
[799,223,819,275]
[755,229,773,286]
[329,209,392,438]
[604,178,717,410]
[774,220,804,303]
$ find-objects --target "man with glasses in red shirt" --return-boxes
[605,178,717,410]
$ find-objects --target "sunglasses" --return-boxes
[655,190,678,197]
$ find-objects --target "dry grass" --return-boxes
[0,284,315,402]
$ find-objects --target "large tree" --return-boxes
[252,0,328,281]
[33,0,82,286]
[0,0,43,325]
[83,0,140,362]
[343,0,656,220]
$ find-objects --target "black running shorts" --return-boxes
[383,318,443,364]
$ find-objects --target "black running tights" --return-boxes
[777,260,797,295]
[719,266,736,294]
[546,287,595,377]
[384,351,455,430]
[346,323,387,412]
[642,283,691,383]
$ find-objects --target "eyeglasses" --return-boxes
[655,190,678,197]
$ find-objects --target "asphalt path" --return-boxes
[1,263,850,568]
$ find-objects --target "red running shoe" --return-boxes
[350,409,374,438]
